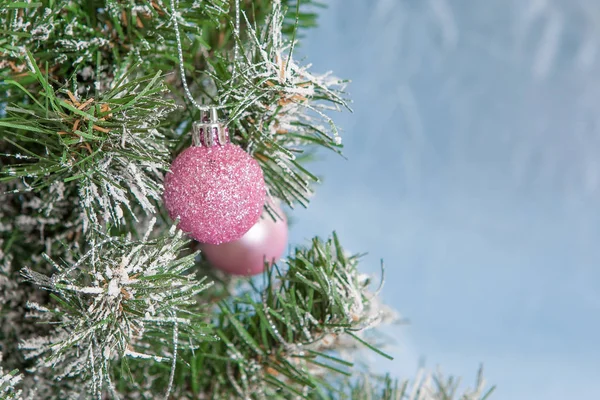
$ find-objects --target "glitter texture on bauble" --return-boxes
[163,144,266,244]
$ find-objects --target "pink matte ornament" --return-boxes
[163,143,266,245]
[201,204,288,276]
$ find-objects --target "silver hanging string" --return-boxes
[232,0,240,80]
[220,0,241,105]
[170,0,217,112]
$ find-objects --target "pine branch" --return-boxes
[0,353,23,400]
[122,232,397,399]
[19,224,215,398]
[328,367,495,400]
[0,1,497,399]
[1,52,177,230]
[0,179,81,373]
[1,0,347,226]
[209,0,350,209]
[0,0,229,84]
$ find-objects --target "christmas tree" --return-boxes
[0,0,495,398]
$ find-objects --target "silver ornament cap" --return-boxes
[192,107,230,147]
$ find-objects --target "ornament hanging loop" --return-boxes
[192,107,230,147]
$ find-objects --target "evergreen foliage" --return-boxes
[0,0,494,398]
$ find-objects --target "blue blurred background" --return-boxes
[289,0,600,398]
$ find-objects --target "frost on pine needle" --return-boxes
[406,367,493,400]
[78,129,168,231]
[185,232,398,398]
[19,226,214,397]
[2,53,177,230]
[0,353,23,400]
[0,1,492,398]
[0,179,82,373]
[0,0,225,76]
[347,366,495,400]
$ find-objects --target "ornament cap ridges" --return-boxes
[192,107,230,147]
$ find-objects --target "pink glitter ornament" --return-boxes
[163,109,266,244]
[201,202,288,276]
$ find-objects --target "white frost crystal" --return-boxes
[19,225,212,398]
[0,353,23,400]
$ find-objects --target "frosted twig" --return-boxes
[233,0,240,80]
[261,292,289,348]
[164,321,178,400]
[226,362,246,398]
[20,229,210,395]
